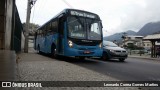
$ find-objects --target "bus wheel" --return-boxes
[37,45,41,54]
[102,55,107,60]
[119,58,125,62]
[79,57,85,60]
[102,53,109,61]
[51,48,57,58]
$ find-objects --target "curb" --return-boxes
[128,56,160,61]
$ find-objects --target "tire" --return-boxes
[76,56,85,60]
[51,45,58,58]
[37,45,41,54]
[102,52,109,61]
[119,58,125,62]
[79,56,85,60]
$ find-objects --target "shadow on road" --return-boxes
[101,59,128,63]
[37,51,128,64]
[57,56,99,64]
[37,52,98,63]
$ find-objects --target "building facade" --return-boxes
[123,35,144,47]
[0,0,23,52]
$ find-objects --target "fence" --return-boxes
[12,5,23,53]
[128,49,151,56]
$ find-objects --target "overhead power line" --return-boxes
[61,0,74,8]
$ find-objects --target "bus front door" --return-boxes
[58,17,64,54]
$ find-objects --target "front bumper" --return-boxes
[64,47,103,57]
[107,51,128,59]
[110,54,128,59]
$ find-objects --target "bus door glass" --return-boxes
[41,28,46,52]
[58,16,65,54]
[45,24,52,53]
[34,32,37,49]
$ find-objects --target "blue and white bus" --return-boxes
[34,9,103,59]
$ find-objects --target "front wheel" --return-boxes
[102,53,109,61]
[119,58,125,62]
[80,57,85,60]
[51,48,58,58]
[76,56,85,60]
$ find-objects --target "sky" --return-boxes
[16,0,160,37]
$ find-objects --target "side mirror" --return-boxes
[99,21,103,28]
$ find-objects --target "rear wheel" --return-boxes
[119,58,125,62]
[37,45,41,54]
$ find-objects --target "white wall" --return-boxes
[4,0,13,49]
[21,32,25,51]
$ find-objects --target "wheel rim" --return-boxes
[51,48,57,58]
[103,56,107,60]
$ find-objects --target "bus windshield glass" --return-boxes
[68,16,102,40]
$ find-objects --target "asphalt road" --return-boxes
[61,57,160,81]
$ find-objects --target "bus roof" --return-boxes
[36,9,100,31]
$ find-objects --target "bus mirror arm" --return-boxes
[100,21,103,28]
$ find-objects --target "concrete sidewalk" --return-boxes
[0,50,17,81]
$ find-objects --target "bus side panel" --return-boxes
[61,22,67,55]
[38,36,45,52]
[35,35,41,50]
[44,33,58,53]
[41,36,45,53]
[43,35,52,53]
[37,33,58,54]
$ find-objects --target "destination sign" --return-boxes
[70,10,96,18]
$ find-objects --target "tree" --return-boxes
[23,23,40,36]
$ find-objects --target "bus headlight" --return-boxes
[99,43,102,48]
[68,40,73,48]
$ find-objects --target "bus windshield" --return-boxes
[68,16,102,40]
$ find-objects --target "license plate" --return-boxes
[84,51,90,54]
[120,54,125,56]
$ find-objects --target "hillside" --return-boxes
[136,22,160,36]
[103,30,136,43]
[103,21,160,43]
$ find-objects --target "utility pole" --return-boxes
[122,32,127,46]
[24,0,37,53]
